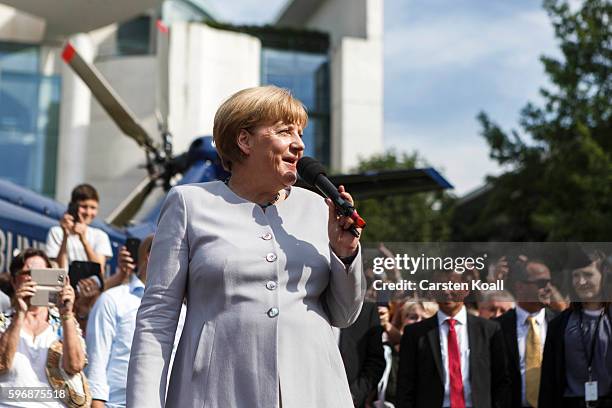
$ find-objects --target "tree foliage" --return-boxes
[355,151,455,243]
[467,0,611,241]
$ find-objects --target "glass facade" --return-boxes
[99,1,216,59]
[0,42,61,197]
[117,15,153,56]
[262,48,330,165]
[162,0,216,25]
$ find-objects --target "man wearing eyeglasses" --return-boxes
[496,258,557,408]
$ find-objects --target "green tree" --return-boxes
[471,0,611,241]
[355,150,455,242]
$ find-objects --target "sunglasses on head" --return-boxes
[521,278,551,289]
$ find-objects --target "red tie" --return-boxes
[447,318,465,408]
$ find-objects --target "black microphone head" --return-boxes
[297,156,326,186]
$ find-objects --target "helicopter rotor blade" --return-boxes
[61,42,158,156]
[155,19,174,160]
[155,19,170,134]
[105,174,158,227]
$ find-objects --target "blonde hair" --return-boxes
[401,301,439,319]
[213,86,308,171]
[394,299,439,328]
[421,301,439,318]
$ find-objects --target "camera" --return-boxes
[30,268,66,307]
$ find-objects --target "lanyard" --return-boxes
[578,309,605,381]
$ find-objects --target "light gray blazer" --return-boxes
[126,181,365,408]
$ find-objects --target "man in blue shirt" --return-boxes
[86,236,186,408]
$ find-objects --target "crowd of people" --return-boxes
[355,245,612,408]
[0,180,611,408]
[0,184,160,407]
[0,184,610,408]
[0,86,610,408]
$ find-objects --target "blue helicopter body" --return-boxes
[0,136,224,274]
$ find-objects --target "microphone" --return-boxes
[297,157,366,238]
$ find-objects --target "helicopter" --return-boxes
[0,21,452,275]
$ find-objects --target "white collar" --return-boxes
[516,305,545,326]
[128,273,145,294]
[437,305,467,327]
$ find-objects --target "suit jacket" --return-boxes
[495,308,556,408]
[396,312,511,408]
[126,182,366,408]
[538,309,573,408]
[339,301,386,407]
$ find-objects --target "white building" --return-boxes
[0,0,383,216]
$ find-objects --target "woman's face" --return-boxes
[572,262,603,301]
[13,255,47,288]
[241,121,305,188]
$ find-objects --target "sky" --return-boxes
[203,0,562,195]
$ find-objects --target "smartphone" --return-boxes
[30,268,66,307]
[67,202,80,223]
[69,261,104,293]
[376,290,391,308]
[125,238,141,265]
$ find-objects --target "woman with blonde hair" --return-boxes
[127,86,365,407]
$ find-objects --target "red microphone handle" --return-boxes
[350,210,366,229]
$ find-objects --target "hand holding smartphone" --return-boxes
[125,238,141,265]
[67,202,81,223]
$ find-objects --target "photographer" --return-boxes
[0,249,87,407]
[46,184,112,274]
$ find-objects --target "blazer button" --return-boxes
[262,232,273,240]
[267,307,279,318]
[266,253,277,262]
[266,281,277,290]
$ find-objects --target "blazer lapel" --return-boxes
[545,308,557,323]
[467,315,482,381]
[507,310,520,370]
[427,316,444,382]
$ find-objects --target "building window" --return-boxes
[0,42,61,197]
[262,48,330,165]
[103,0,217,59]
[162,0,217,25]
[117,15,153,56]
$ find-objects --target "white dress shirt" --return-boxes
[515,306,547,407]
[438,306,472,407]
[86,274,185,407]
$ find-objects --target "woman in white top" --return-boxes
[0,249,86,407]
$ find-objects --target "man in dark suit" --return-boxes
[496,259,556,408]
[396,270,510,408]
[339,301,386,407]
